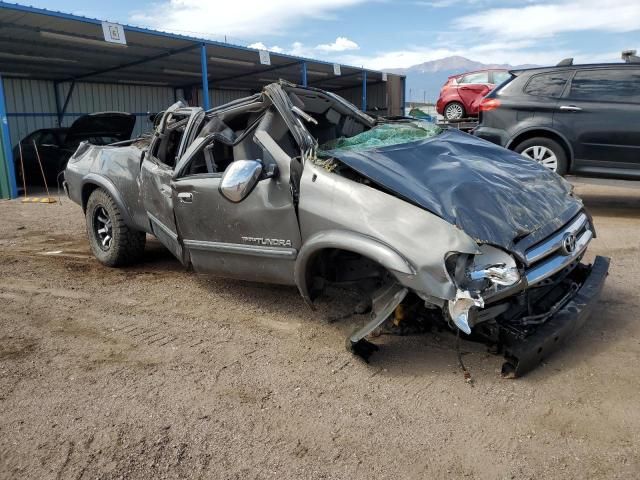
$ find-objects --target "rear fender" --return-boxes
[81,173,135,227]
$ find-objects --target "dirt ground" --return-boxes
[0,177,638,479]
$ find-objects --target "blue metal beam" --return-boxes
[307,69,363,87]
[200,44,210,109]
[301,61,307,87]
[186,60,301,89]
[362,71,367,112]
[64,43,201,83]
[328,80,385,93]
[0,74,18,198]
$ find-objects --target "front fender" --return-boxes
[294,229,415,304]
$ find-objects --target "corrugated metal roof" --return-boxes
[0,1,400,91]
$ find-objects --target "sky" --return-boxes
[17,0,640,70]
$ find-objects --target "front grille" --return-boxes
[524,212,592,286]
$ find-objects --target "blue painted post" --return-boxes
[200,43,210,110]
[361,70,367,112]
[301,61,307,87]
[0,74,17,199]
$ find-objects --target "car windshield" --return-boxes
[318,121,441,155]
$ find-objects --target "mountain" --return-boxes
[385,56,538,104]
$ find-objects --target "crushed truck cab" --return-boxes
[64,81,609,377]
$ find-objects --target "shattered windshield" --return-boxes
[318,121,442,156]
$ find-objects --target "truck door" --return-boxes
[140,103,204,262]
[171,108,302,285]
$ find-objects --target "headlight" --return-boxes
[445,245,520,334]
[446,245,521,292]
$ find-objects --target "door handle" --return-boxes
[177,192,193,203]
[559,105,582,112]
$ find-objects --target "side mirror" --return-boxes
[219,160,263,203]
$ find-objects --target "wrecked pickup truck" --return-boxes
[64,81,609,377]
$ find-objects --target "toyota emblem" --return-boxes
[561,232,577,256]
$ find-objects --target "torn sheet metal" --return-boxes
[448,290,484,334]
[347,283,408,360]
[324,129,583,251]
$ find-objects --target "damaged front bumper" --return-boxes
[500,255,610,378]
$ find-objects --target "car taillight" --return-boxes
[480,98,501,111]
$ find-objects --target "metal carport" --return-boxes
[0,1,405,198]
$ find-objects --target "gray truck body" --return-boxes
[64,82,609,376]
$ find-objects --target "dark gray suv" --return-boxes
[474,62,640,179]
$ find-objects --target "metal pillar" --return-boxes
[0,74,17,199]
[53,81,62,127]
[200,43,210,110]
[361,71,367,112]
[301,61,307,87]
[401,76,406,116]
[65,43,201,83]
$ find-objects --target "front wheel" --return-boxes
[514,137,568,175]
[85,188,145,267]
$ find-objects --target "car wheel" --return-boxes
[514,137,568,175]
[444,102,465,121]
[85,188,145,267]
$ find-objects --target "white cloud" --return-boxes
[339,42,576,70]
[315,36,359,52]
[249,40,314,58]
[246,37,359,59]
[247,42,267,50]
[413,0,464,7]
[340,0,640,70]
[130,0,366,39]
[289,42,310,57]
[130,0,638,72]
[455,0,640,40]
[248,42,285,53]
[341,48,456,70]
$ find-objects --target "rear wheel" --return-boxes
[514,137,568,175]
[85,188,145,267]
[444,102,465,121]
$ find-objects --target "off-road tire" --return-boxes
[444,101,465,121]
[514,136,569,175]
[85,188,145,267]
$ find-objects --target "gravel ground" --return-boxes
[0,178,638,479]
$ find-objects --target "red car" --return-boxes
[436,69,511,120]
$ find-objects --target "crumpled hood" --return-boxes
[324,128,583,251]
